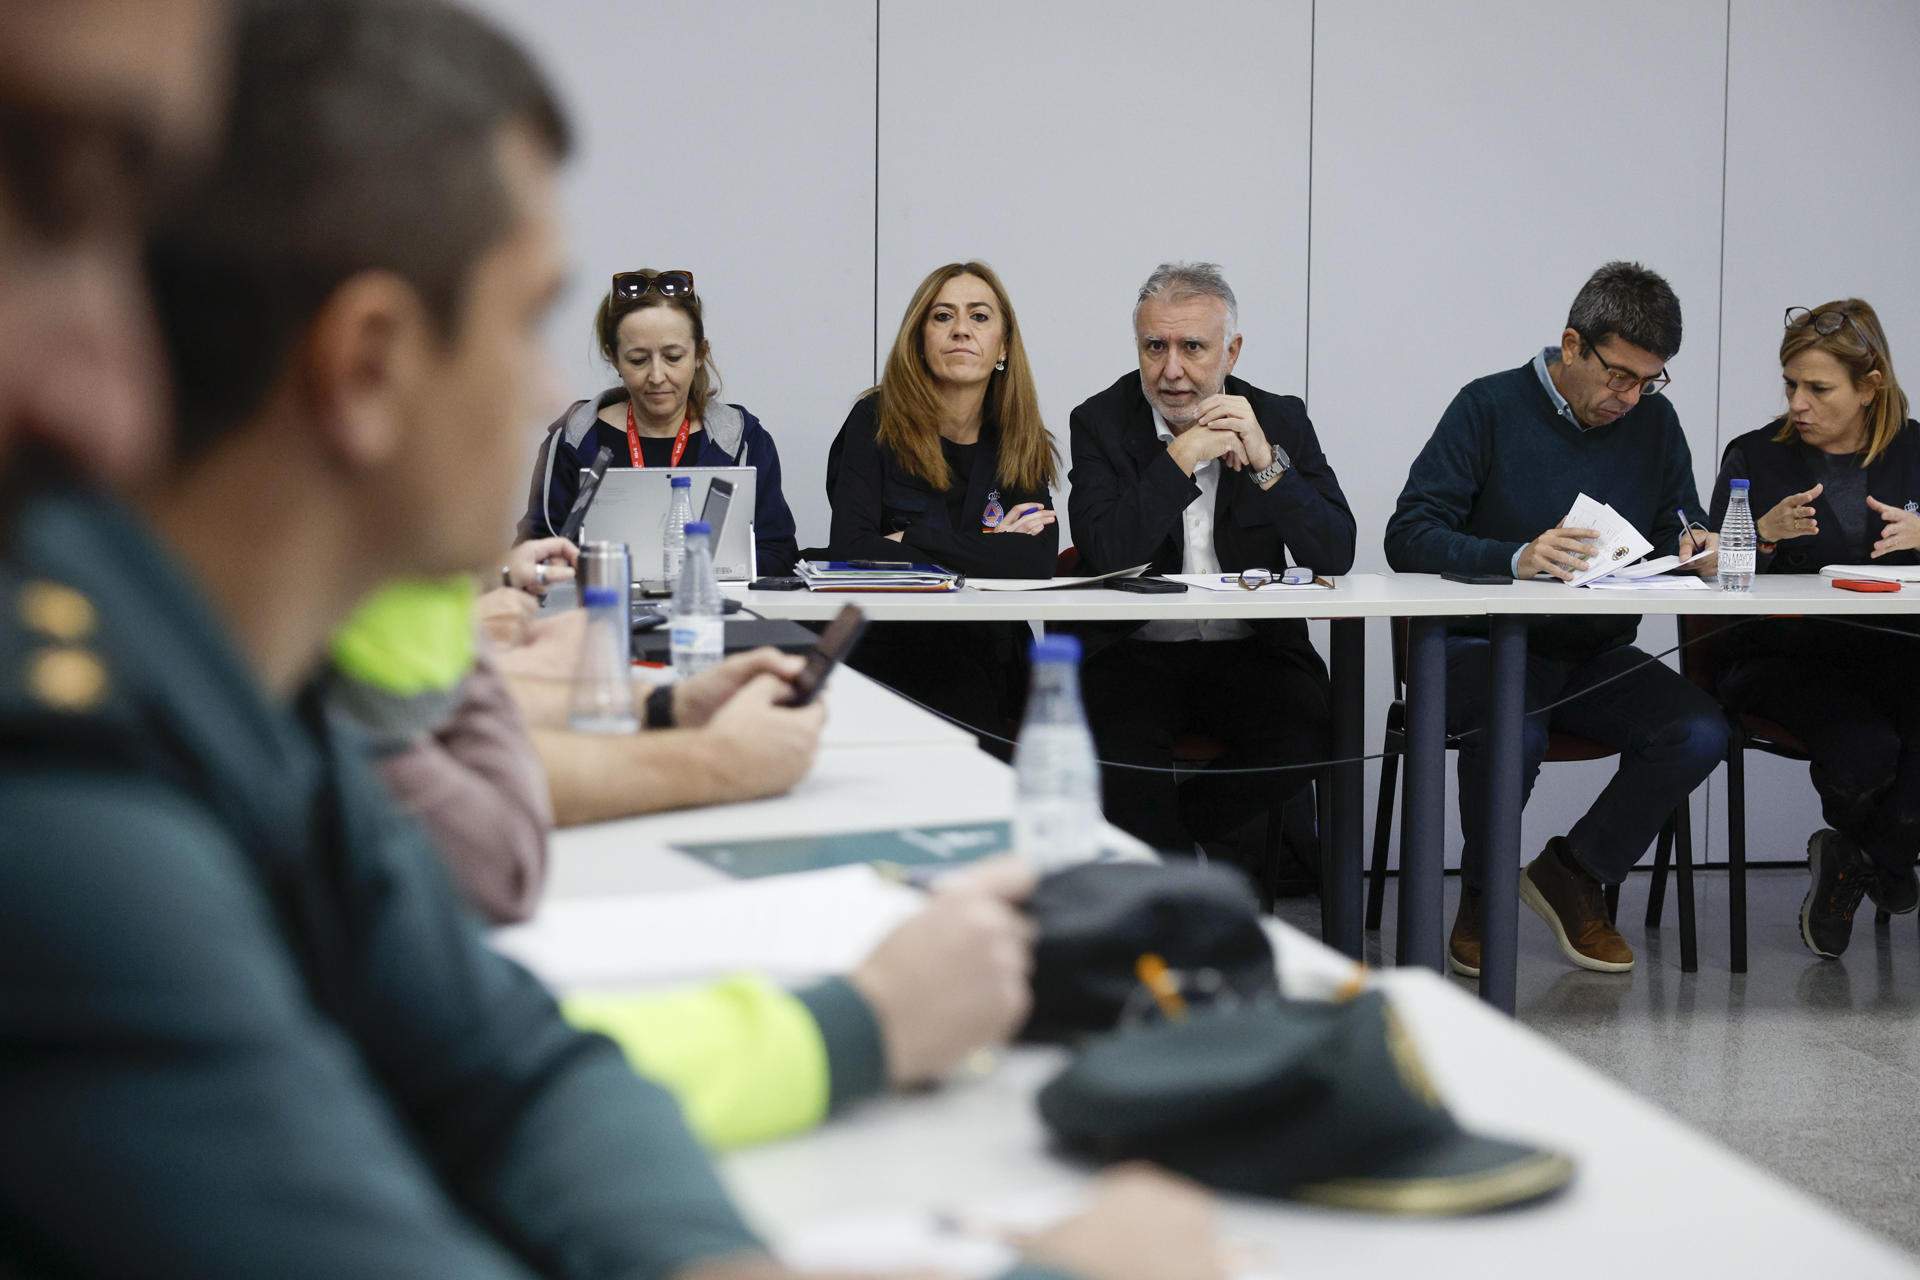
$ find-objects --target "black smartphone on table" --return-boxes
[1442,571,1512,586]
[779,603,868,707]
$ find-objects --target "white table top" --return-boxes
[543,742,1016,899]
[721,924,1918,1278]
[728,572,1493,622]
[1481,572,1920,616]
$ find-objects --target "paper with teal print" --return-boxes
[674,820,1013,879]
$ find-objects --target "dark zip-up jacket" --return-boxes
[518,390,800,577]
[0,485,760,1279]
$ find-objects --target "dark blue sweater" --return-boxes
[1384,359,1703,657]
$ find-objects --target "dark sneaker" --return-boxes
[1448,888,1482,979]
[1802,829,1872,958]
[1519,837,1634,973]
[1867,861,1919,916]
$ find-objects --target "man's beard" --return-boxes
[1139,370,1225,430]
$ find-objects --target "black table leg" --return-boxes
[1397,616,1449,972]
[1328,618,1365,959]
[1480,615,1528,1014]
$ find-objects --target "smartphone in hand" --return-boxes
[779,604,868,706]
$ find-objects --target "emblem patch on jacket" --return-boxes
[981,490,1005,530]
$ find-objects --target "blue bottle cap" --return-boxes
[684,520,712,537]
[670,475,692,488]
[582,586,619,607]
[1729,478,1750,489]
[1032,634,1082,663]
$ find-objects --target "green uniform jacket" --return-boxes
[0,486,762,1279]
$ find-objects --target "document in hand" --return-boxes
[1560,493,1653,587]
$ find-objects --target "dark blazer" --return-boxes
[1066,371,1356,663]
[824,392,1059,579]
[1711,417,1920,575]
[1709,417,1920,666]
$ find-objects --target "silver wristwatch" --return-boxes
[1251,444,1292,487]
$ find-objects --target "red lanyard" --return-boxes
[627,401,691,468]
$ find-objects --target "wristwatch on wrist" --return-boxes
[1251,444,1292,487]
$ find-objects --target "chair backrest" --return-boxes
[1675,613,1747,692]
[1057,546,1082,575]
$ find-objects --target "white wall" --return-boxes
[465,0,876,539]
[875,0,1312,549]
[478,0,1920,878]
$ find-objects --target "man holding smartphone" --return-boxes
[1067,262,1357,860]
[1384,261,1727,979]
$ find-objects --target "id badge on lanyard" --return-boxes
[627,402,691,468]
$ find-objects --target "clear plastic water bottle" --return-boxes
[1719,478,1757,593]
[1013,635,1103,870]
[567,585,638,733]
[670,520,725,678]
[660,475,694,587]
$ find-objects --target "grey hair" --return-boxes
[1134,261,1239,343]
[1566,260,1683,362]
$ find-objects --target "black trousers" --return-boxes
[1444,637,1727,890]
[847,621,1028,760]
[1723,628,1920,878]
[1080,637,1329,854]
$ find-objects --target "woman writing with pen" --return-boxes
[1708,299,1920,960]
[823,261,1060,754]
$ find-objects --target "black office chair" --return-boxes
[1057,546,1330,915]
[1365,618,1701,970]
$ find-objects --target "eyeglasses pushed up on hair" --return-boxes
[1784,305,1874,347]
[1577,330,1670,398]
[611,269,695,302]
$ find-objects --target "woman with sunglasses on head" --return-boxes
[517,269,800,576]
[825,261,1059,754]
[1709,299,1920,960]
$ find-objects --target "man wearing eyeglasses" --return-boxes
[1386,260,1728,979]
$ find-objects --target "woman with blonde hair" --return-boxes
[1708,298,1920,958]
[825,260,1059,752]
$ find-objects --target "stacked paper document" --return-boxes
[1554,493,1711,587]
[796,559,963,591]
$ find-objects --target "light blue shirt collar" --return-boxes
[1532,346,1584,428]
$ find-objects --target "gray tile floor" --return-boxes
[1278,868,1920,1255]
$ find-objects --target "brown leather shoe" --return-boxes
[1520,837,1634,972]
[1448,888,1482,978]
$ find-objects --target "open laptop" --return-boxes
[583,466,758,589]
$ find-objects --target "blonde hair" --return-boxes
[1776,297,1908,465]
[871,261,1056,493]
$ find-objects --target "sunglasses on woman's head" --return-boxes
[612,269,695,302]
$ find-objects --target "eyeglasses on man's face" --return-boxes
[1578,331,1670,397]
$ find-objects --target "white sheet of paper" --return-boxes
[779,1186,1289,1280]
[1607,544,1713,580]
[970,563,1151,591]
[490,863,923,990]
[1561,493,1654,587]
[1585,575,1711,591]
[1161,573,1325,592]
[1819,563,1920,583]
